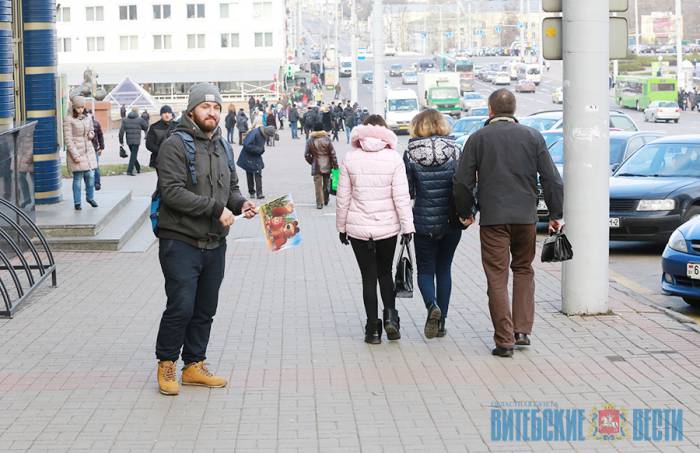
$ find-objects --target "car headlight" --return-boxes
[637,199,676,211]
[668,229,688,253]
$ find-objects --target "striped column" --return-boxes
[23,0,59,204]
[0,0,13,131]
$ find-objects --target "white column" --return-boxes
[350,0,358,104]
[676,0,684,88]
[372,0,385,115]
[561,0,610,315]
[634,0,640,55]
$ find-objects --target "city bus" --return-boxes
[455,59,475,93]
[614,76,678,110]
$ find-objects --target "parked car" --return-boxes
[644,101,681,124]
[362,72,373,84]
[442,114,456,130]
[454,117,489,152]
[493,72,511,85]
[521,110,639,132]
[401,70,418,85]
[552,87,563,104]
[451,116,488,140]
[515,79,536,93]
[661,216,700,306]
[469,107,489,117]
[609,135,700,242]
[483,71,496,83]
[460,92,486,112]
[389,63,403,77]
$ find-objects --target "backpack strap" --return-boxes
[172,131,198,185]
[218,137,237,173]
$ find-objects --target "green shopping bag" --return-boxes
[329,168,340,196]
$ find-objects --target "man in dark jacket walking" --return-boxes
[453,89,564,358]
[237,125,276,199]
[119,107,148,175]
[302,106,316,139]
[145,105,174,168]
[236,108,249,144]
[288,104,300,139]
[248,95,256,116]
[154,83,256,396]
[343,102,355,144]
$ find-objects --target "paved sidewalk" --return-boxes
[2,130,700,453]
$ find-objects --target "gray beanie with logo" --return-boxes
[187,83,223,113]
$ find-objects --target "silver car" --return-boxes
[644,101,681,124]
[401,71,418,85]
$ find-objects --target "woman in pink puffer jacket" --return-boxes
[336,115,415,345]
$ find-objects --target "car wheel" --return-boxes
[674,119,679,124]
[682,297,700,307]
[684,206,700,222]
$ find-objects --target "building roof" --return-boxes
[59,59,281,85]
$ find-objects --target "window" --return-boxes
[153,4,171,19]
[58,37,72,53]
[220,2,237,18]
[254,32,273,47]
[86,36,105,52]
[220,33,240,48]
[153,34,172,50]
[57,7,71,22]
[119,35,138,51]
[85,6,104,21]
[119,5,137,20]
[187,34,206,49]
[253,1,272,17]
[187,3,205,18]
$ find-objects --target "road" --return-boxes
[332,54,700,322]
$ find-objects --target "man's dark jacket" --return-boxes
[119,111,148,146]
[343,107,355,128]
[288,107,300,125]
[237,127,266,173]
[453,116,563,225]
[146,119,174,168]
[236,111,249,132]
[155,114,246,249]
[304,131,338,176]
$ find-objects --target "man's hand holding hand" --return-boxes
[459,216,475,227]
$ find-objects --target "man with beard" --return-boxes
[154,83,257,396]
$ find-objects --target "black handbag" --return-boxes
[119,145,128,158]
[394,240,414,298]
[541,230,573,263]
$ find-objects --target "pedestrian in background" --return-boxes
[336,115,415,345]
[63,96,98,210]
[86,108,104,191]
[225,104,237,143]
[120,104,126,119]
[305,122,338,209]
[146,105,175,169]
[288,103,300,139]
[453,89,564,358]
[343,102,355,144]
[119,107,148,176]
[265,106,278,146]
[404,109,463,339]
[237,125,276,199]
[303,106,316,139]
[251,108,264,129]
[236,108,249,144]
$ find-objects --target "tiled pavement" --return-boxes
[2,130,700,453]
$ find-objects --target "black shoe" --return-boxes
[437,318,446,338]
[127,172,135,176]
[86,199,98,208]
[492,347,514,358]
[515,333,531,346]
[316,204,323,209]
[364,319,382,345]
[95,183,101,191]
[248,192,255,198]
[383,308,401,341]
[256,194,265,200]
[136,168,141,174]
[74,204,82,211]
[424,303,442,339]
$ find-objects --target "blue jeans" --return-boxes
[85,154,100,187]
[414,229,462,318]
[345,126,352,144]
[156,239,226,363]
[290,122,298,139]
[72,170,94,205]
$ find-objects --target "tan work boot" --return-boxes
[181,361,227,388]
[157,360,180,395]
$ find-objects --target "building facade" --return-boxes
[56,0,287,97]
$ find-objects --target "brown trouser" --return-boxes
[480,224,536,348]
[313,174,330,207]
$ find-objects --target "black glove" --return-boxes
[339,232,349,245]
[401,233,413,245]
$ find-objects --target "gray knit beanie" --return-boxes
[187,83,223,113]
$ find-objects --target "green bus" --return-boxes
[614,76,677,110]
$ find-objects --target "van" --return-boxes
[385,89,420,134]
[339,57,353,77]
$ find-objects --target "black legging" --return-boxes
[350,236,397,322]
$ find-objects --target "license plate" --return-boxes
[688,263,700,280]
[537,200,547,211]
[609,218,620,228]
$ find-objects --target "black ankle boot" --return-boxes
[383,308,401,340]
[424,303,442,339]
[437,318,446,337]
[364,319,382,345]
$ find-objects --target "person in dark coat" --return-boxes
[141,110,150,124]
[302,106,316,139]
[265,107,278,146]
[404,109,463,339]
[321,106,333,132]
[236,108,249,144]
[119,107,148,175]
[288,104,300,139]
[145,105,175,168]
[248,96,256,116]
[86,108,104,191]
[453,89,564,358]
[120,104,126,119]
[305,123,338,209]
[237,126,276,199]
[343,103,355,144]
[224,104,236,143]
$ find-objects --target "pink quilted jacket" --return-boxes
[336,124,415,241]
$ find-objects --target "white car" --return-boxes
[552,87,563,104]
[460,92,486,112]
[644,101,681,123]
[384,45,397,56]
[493,72,510,85]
